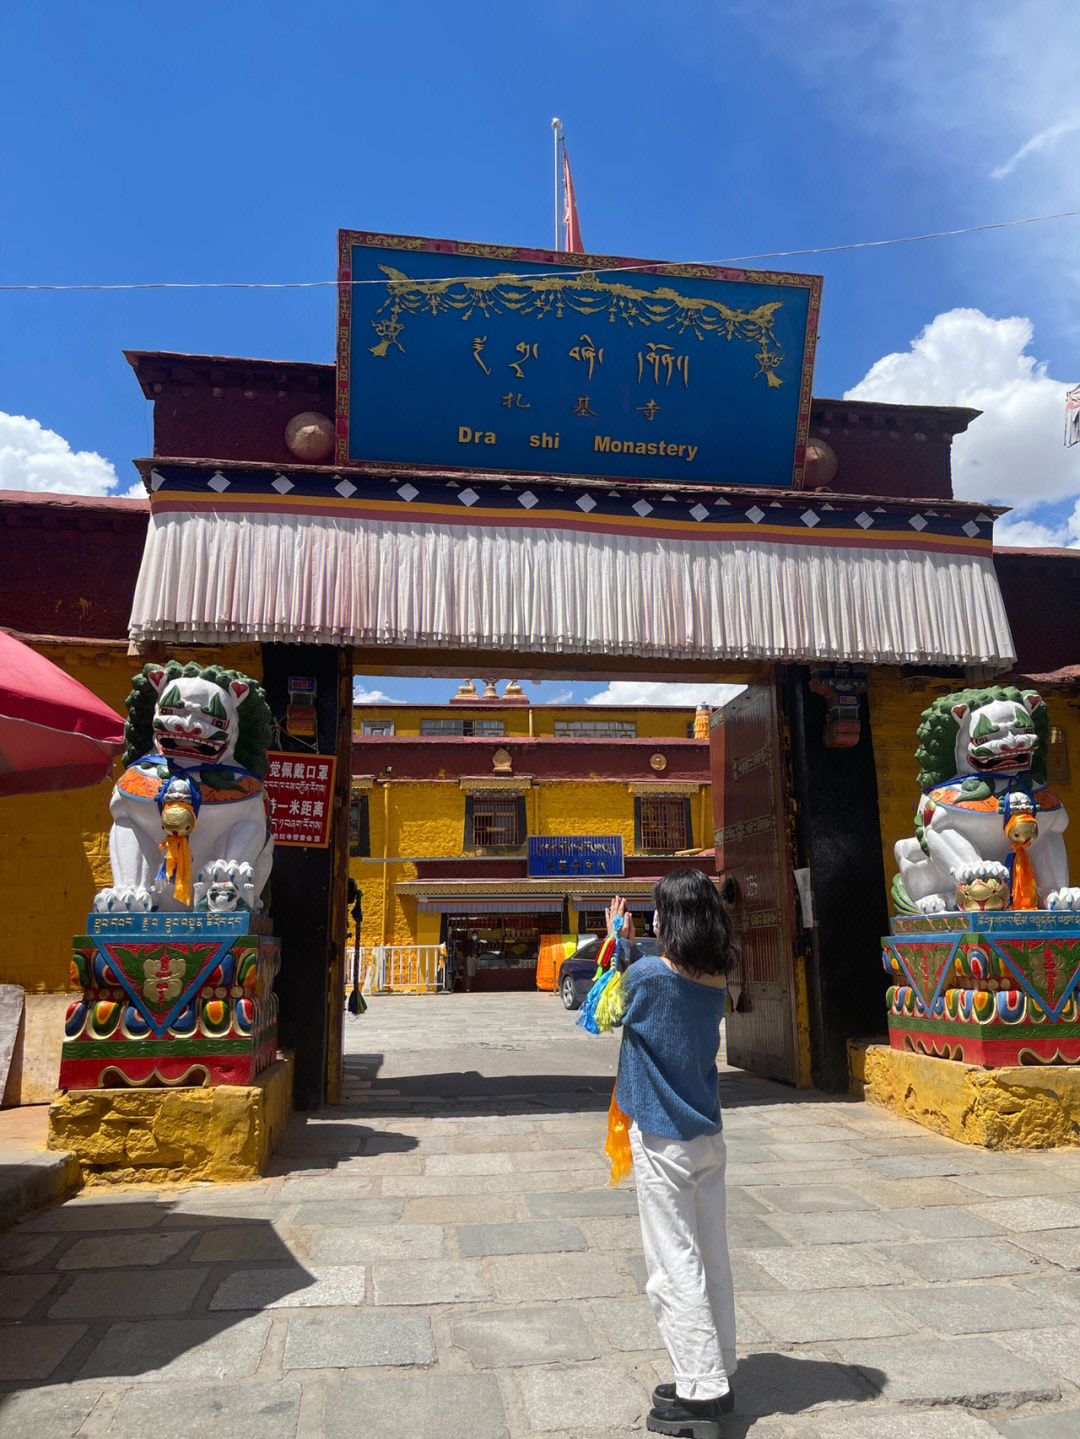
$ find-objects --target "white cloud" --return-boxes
[0,412,120,495]
[844,308,1080,511]
[994,499,1080,549]
[586,681,744,708]
[991,115,1080,179]
[353,685,402,704]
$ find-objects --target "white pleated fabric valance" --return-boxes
[129,467,1016,668]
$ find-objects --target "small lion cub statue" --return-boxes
[93,662,274,915]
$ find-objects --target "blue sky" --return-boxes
[2,1,1078,706]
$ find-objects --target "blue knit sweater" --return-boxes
[615,954,725,1140]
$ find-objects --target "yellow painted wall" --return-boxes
[349,780,463,946]
[348,777,711,948]
[868,669,1080,906]
[0,644,263,994]
[534,782,637,849]
[415,907,442,946]
[1041,696,1080,883]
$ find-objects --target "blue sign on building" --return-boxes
[338,233,821,487]
[528,836,624,879]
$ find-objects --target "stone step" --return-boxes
[0,1143,81,1229]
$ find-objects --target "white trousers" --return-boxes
[630,1124,735,1402]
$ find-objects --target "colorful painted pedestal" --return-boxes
[882,912,1080,1066]
[61,913,280,1089]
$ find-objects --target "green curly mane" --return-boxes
[122,661,274,776]
[914,685,1050,793]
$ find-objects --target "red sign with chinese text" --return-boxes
[265,752,336,848]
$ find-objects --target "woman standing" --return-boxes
[608,870,734,1438]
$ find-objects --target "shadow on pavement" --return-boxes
[340,1053,863,1118]
[725,1351,886,1428]
[718,1069,868,1112]
[264,1114,419,1175]
[343,1050,384,1083]
[341,1057,618,1115]
[343,1043,866,1118]
[0,1201,313,1398]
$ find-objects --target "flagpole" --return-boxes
[551,118,563,251]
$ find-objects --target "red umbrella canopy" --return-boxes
[0,631,126,796]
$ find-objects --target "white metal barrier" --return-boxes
[350,944,448,995]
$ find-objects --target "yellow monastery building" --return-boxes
[348,682,715,991]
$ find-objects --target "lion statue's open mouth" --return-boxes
[967,735,1037,773]
[966,706,1038,774]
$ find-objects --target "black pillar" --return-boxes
[260,644,344,1110]
[787,670,891,1092]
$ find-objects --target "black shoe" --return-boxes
[652,1383,734,1413]
[646,1394,724,1438]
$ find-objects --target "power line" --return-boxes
[1,208,1077,291]
[722,208,1080,262]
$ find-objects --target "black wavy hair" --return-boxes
[654,867,731,976]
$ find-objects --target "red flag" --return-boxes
[562,143,583,253]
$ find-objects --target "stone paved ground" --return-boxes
[3,992,1080,1437]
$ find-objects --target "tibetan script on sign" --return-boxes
[338,232,821,487]
[528,835,624,878]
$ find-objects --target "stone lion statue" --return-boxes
[893,685,1079,915]
[93,662,274,915]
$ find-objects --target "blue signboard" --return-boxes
[528,835,624,878]
[338,233,821,487]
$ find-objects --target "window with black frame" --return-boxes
[635,796,691,852]
[470,796,521,847]
[553,718,636,738]
[421,718,506,737]
[349,794,370,856]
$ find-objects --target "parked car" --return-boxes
[557,935,662,1010]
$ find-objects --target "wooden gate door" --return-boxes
[709,675,800,1084]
